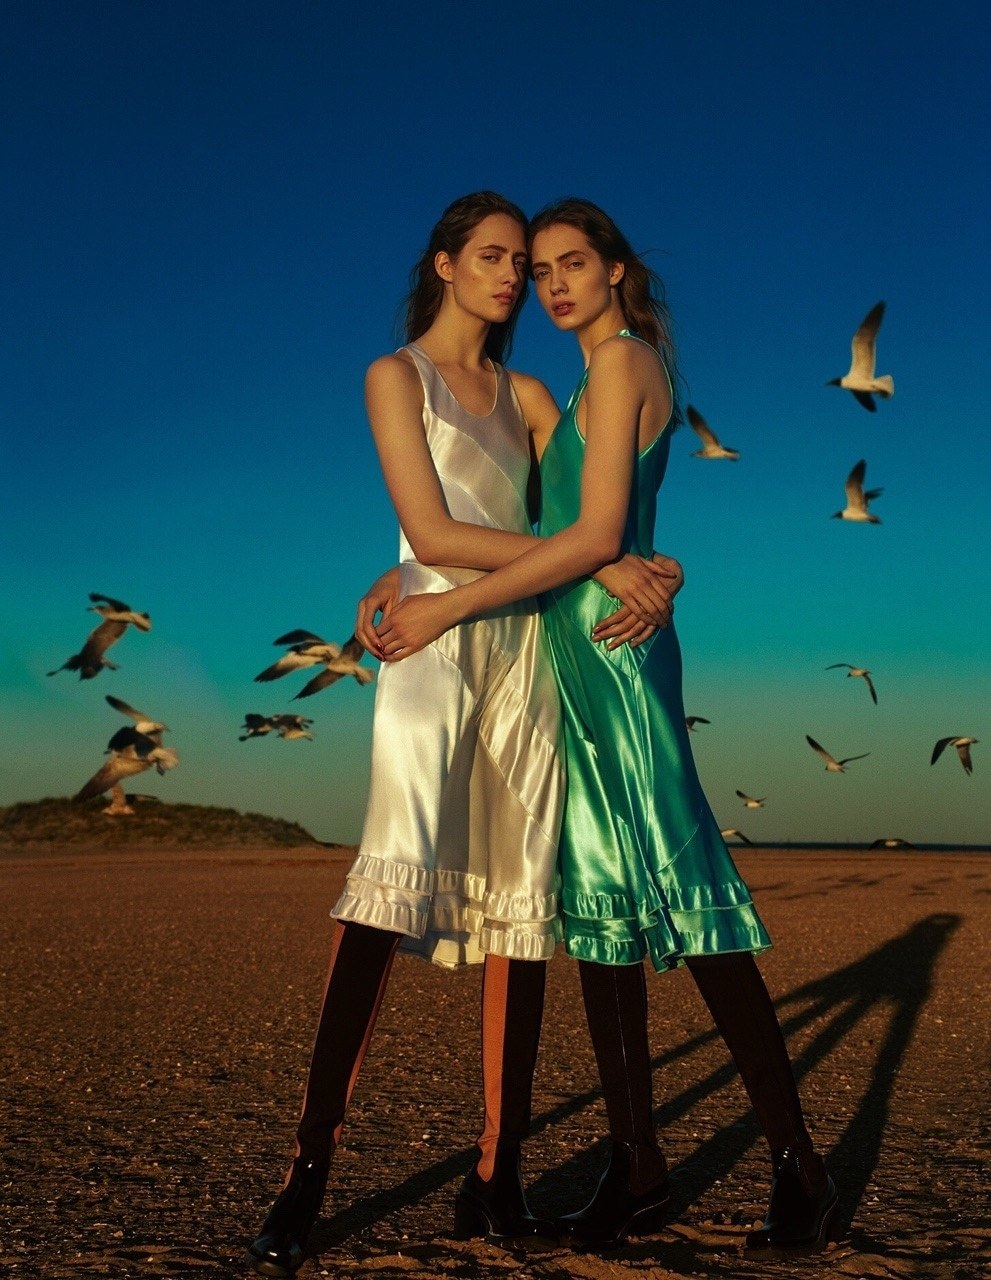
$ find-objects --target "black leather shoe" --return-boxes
[452,1139,556,1241]
[744,1145,838,1254]
[558,1141,670,1247]
[245,1157,329,1278]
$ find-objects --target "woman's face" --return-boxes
[530,224,621,331]
[439,213,527,326]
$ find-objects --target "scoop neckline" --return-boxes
[408,342,500,419]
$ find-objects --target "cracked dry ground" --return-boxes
[2,847,989,1280]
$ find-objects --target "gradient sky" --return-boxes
[3,1,988,845]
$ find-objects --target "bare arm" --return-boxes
[377,339,670,656]
[365,354,538,570]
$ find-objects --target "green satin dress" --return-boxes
[539,331,771,970]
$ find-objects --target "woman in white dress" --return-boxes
[246,192,679,1278]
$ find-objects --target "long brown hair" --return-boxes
[402,191,528,365]
[528,198,681,419]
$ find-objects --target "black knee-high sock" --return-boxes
[476,955,546,1180]
[578,960,666,1194]
[294,921,402,1166]
[686,952,811,1154]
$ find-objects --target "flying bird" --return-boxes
[869,838,915,849]
[294,635,374,699]
[74,726,179,801]
[721,828,753,844]
[255,630,373,697]
[736,790,766,809]
[105,694,169,737]
[826,301,894,412]
[930,737,978,775]
[686,716,711,732]
[686,406,739,460]
[272,714,315,741]
[47,593,152,680]
[826,664,878,704]
[832,459,883,523]
[805,735,870,772]
[239,714,278,741]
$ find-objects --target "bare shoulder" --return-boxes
[365,351,422,401]
[506,369,559,433]
[588,334,655,376]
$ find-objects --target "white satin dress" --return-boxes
[332,344,565,968]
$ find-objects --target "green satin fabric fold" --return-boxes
[539,335,771,970]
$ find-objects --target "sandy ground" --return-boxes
[2,846,989,1280]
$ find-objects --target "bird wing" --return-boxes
[956,742,974,774]
[89,592,131,611]
[242,714,270,730]
[686,405,720,447]
[862,673,878,704]
[852,390,877,412]
[850,301,885,379]
[825,663,853,670]
[273,714,314,730]
[838,752,870,765]
[340,634,365,663]
[930,737,954,765]
[844,460,868,509]
[735,789,763,803]
[806,735,838,766]
[274,629,326,646]
[105,694,146,722]
[75,753,149,800]
[295,668,344,698]
[255,650,322,681]
[106,726,158,755]
[81,619,128,659]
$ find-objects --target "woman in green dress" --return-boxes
[375,199,837,1254]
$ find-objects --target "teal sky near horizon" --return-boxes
[2,1,989,845]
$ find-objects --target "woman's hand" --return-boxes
[355,566,401,659]
[592,551,685,648]
[375,591,462,661]
[592,553,681,627]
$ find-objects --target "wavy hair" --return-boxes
[402,191,528,365]
[528,198,681,420]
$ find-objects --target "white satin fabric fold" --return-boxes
[333,346,564,968]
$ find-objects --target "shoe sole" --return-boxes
[243,1247,299,1278]
[743,1193,839,1256]
[561,1193,671,1247]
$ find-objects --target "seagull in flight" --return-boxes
[75,726,179,801]
[294,635,374,699]
[686,406,739,460]
[105,694,169,737]
[806,735,870,772]
[826,664,878,704]
[255,630,373,697]
[686,716,711,732]
[721,828,753,844]
[48,593,152,680]
[832,459,883,523]
[239,714,278,741]
[272,714,315,741]
[736,790,766,809]
[931,737,978,775]
[826,301,894,412]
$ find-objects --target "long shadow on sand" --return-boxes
[309,911,960,1253]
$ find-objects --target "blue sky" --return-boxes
[3,1,988,844]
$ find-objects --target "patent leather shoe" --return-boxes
[558,1141,670,1246]
[744,1145,838,1254]
[245,1157,329,1277]
[452,1139,555,1241]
